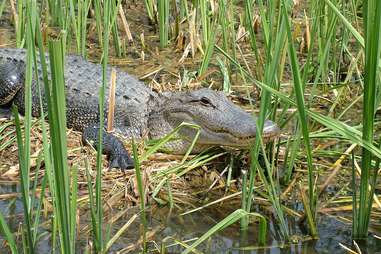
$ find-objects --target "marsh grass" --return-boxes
[69,0,91,56]
[158,0,170,48]
[353,0,381,239]
[281,0,317,236]
[46,38,74,254]
[144,0,155,23]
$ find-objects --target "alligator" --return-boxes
[0,48,280,170]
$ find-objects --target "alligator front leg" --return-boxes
[83,126,134,170]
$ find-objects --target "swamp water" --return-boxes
[0,183,380,253]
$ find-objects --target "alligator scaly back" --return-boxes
[0,47,162,169]
[0,48,157,138]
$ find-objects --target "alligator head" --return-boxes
[148,88,280,153]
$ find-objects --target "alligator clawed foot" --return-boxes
[109,153,135,170]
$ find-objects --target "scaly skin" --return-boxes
[0,48,280,170]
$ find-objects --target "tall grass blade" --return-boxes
[351,151,358,236]
[12,106,34,254]
[198,21,217,76]
[132,139,147,252]
[199,0,210,46]
[70,166,78,252]
[144,0,155,22]
[158,0,170,48]
[84,159,100,250]
[240,170,248,228]
[47,37,73,254]
[244,0,260,70]
[93,0,103,47]
[281,0,317,236]
[93,1,113,251]
[353,0,381,239]
[33,13,62,254]
[31,154,47,244]
[15,0,25,48]
[241,3,289,239]
[0,211,18,254]
[11,1,40,251]
[69,0,91,56]
[324,0,364,47]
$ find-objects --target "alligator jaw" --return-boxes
[195,119,280,148]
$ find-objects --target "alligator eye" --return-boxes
[200,97,214,107]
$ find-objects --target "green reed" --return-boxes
[1,0,123,252]
[144,0,155,22]
[244,0,260,74]
[110,1,122,56]
[199,0,210,46]
[217,0,229,70]
[353,0,381,239]
[241,0,290,239]
[198,19,217,76]
[35,21,75,254]
[46,37,74,254]
[10,2,39,252]
[0,210,17,253]
[8,1,77,252]
[13,108,34,253]
[240,170,248,228]
[69,0,91,56]
[92,0,112,251]
[15,0,26,48]
[158,0,170,48]
[132,139,147,253]
[317,0,381,240]
[281,0,317,236]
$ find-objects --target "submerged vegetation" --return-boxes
[0,0,380,253]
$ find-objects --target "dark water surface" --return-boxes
[1,182,380,253]
[148,208,381,254]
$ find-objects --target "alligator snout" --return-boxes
[223,106,280,145]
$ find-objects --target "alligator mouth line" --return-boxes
[173,112,280,144]
[198,124,280,145]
